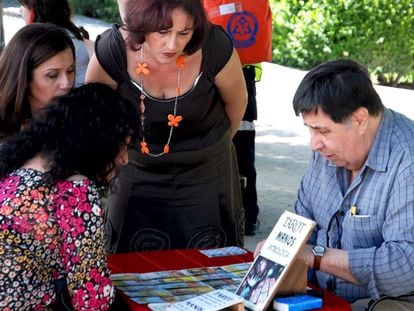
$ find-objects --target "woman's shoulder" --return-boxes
[9,168,47,183]
[204,24,233,49]
[202,25,234,76]
[95,24,129,83]
[55,176,96,192]
[0,168,53,200]
[96,24,124,52]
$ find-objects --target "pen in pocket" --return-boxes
[350,206,357,216]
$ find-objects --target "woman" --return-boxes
[86,0,248,253]
[0,83,139,310]
[0,23,75,139]
[18,0,93,86]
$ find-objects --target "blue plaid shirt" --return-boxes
[295,108,414,302]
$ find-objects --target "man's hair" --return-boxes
[293,59,384,123]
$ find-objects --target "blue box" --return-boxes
[273,294,323,311]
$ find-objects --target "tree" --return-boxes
[271,0,414,86]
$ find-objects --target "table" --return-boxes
[108,249,351,310]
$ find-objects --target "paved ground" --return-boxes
[4,1,414,252]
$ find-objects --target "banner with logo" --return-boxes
[203,0,272,64]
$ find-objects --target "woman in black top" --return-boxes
[86,0,247,253]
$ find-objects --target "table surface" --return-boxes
[108,249,351,311]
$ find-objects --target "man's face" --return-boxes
[302,108,368,172]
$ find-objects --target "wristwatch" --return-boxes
[312,245,326,271]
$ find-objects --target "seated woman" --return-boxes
[0,83,139,310]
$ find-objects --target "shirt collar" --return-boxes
[326,108,391,173]
[363,108,392,172]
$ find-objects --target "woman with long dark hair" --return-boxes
[18,0,94,86]
[0,23,75,140]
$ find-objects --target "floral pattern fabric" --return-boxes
[0,168,113,310]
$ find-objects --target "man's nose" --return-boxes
[310,133,324,151]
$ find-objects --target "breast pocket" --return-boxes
[343,215,383,248]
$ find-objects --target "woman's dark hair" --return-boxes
[293,59,384,123]
[17,0,89,40]
[0,23,75,138]
[124,0,209,54]
[0,83,140,187]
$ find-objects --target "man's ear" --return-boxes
[352,107,369,133]
[29,8,36,23]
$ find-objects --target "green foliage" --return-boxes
[271,0,414,86]
[70,0,121,24]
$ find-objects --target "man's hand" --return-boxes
[298,244,314,267]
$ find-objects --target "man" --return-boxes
[293,59,414,310]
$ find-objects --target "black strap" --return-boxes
[54,278,73,310]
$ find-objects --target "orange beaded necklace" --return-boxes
[134,48,185,157]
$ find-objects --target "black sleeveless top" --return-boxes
[95,24,233,154]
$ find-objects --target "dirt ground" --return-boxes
[243,139,310,251]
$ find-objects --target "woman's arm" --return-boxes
[214,48,248,137]
[85,53,117,89]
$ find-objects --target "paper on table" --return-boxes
[199,246,248,258]
[148,289,243,311]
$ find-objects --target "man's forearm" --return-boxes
[301,245,359,285]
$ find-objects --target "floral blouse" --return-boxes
[0,168,114,310]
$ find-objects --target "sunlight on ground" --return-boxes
[255,134,309,146]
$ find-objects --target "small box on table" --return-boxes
[273,294,322,311]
